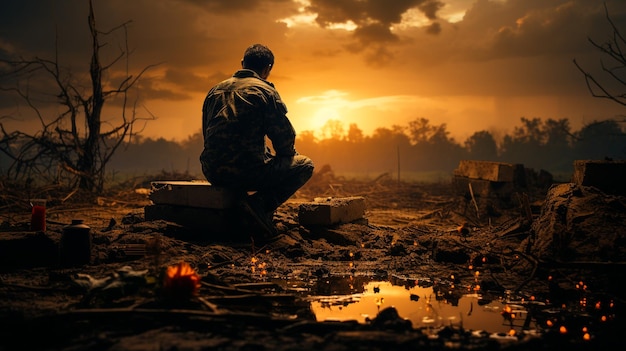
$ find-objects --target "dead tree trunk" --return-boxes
[81,0,104,191]
[0,0,157,194]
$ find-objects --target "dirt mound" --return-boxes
[528,183,626,262]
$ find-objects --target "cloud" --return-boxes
[183,0,292,14]
[418,0,444,19]
[1,0,299,101]
[307,0,443,27]
[293,0,446,67]
[489,2,602,58]
[453,0,626,61]
[2,0,626,142]
[425,21,442,34]
[306,0,444,43]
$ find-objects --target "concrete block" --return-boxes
[149,180,238,209]
[298,196,366,226]
[572,160,626,195]
[453,160,518,182]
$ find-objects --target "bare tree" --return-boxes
[573,3,626,109]
[0,0,157,194]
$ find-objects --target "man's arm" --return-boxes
[265,95,297,157]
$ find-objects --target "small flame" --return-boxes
[162,261,201,300]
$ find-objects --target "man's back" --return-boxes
[200,69,296,188]
[202,71,273,172]
[199,44,313,241]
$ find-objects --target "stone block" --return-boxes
[453,160,518,182]
[298,196,366,226]
[149,180,238,209]
[572,160,626,195]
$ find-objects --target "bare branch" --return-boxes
[573,59,626,107]
[0,0,156,193]
[573,3,626,108]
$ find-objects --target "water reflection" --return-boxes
[308,275,536,334]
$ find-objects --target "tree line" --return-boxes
[94,115,624,182]
[1,2,624,192]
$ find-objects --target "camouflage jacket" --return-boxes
[200,69,297,184]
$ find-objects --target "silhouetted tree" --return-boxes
[407,117,433,145]
[346,123,364,143]
[500,117,545,168]
[295,130,317,156]
[543,118,575,170]
[106,116,625,181]
[320,119,345,140]
[0,0,156,193]
[365,126,410,173]
[109,136,195,176]
[180,131,204,152]
[465,130,498,161]
[573,119,626,159]
[424,123,466,171]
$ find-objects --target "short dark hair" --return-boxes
[242,44,274,72]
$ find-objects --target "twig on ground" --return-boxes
[468,183,480,220]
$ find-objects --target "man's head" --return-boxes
[242,44,274,79]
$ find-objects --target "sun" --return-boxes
[311,106,342,132]
[295,90,351,134]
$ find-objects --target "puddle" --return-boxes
[301,275,539,335]
[270,269,618,342]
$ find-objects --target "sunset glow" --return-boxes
[1,0,625,143]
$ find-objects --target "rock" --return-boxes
[526,183,626,262]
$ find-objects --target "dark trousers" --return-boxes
[205,154,314,214]
[254,154,314,212]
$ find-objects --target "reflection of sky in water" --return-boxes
[310,280,531,334]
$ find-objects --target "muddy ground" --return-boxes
[0,171,625,350]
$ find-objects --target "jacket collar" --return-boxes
[233,69,274,87]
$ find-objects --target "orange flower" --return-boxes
[162,261,201,300]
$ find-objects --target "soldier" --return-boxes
[200,43,314,242]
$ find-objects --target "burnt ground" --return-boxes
[0,172,625,350]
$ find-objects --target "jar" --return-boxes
[30,199,47,232]
[60,219,91,266]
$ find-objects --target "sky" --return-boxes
[1,0,626,143]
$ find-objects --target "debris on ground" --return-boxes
[0,163,624,350]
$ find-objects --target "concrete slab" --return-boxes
[572,160,626,195]
[149,180,238,209]
[453,160,518,182]
[298,196,366,226]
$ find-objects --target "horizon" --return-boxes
[1,0,625,144]
[129,114,623,145]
